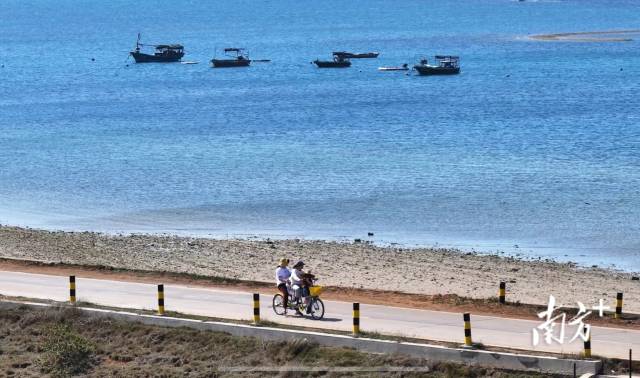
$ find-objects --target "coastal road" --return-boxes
[0,271,638,359]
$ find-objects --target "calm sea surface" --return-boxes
[1,0,639,269]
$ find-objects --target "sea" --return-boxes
[1,0,639,271]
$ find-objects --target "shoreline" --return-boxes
[529,29,640,42]
[2,218,628,273]
[0,224,638,312]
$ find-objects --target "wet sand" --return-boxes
[0,225,638,312]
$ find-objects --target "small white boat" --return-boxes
[378,64,409,71]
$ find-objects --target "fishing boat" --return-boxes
[333,51,379,59]
[413,56,460,75]
[211,48,251,68]
[313,55,351,68]
[130,34,184,63]
[378,64,409,71]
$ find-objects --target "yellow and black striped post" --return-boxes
[353,303,360,335]
[463,313,473,347]
[499,282,506,304]
[157,284,165,315]
[253,293,260,323]
[69,276,76,304]
[615,292,623,319]
[583,326,591,358]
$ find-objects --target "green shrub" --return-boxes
[39,323,95,377]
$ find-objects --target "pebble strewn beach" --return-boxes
[0,225,638,312]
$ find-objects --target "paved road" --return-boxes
[0,270,637,359]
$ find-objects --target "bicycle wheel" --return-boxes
[272,294,286,315]
[309,297,325,320]
[297,300,306,313]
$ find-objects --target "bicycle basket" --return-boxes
[309,286,323,297]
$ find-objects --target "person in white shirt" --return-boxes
[275,258,291,314]
[290,260,313,313]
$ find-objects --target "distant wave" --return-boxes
[529,29,640,42]
[511,0,564,3]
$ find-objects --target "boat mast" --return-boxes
[135,33,141,52]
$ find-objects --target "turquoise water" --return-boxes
[1,0,639,269]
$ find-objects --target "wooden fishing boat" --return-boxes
[313,56,351,68]
[130,34,184,63]
[413,56,460,75]
[211,48,251,68]
[333,51,379,59]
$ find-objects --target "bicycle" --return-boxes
[272,280,325,320]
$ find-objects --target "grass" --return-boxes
[0,305,562,377]
[39,323,96,376]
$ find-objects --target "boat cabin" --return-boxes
[153,44,184,57]
[434,55,459,69]
[223,48,249,60]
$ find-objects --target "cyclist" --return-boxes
[290,260,315,314]
[275,258,291,315]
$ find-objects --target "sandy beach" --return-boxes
[0,225,638,313]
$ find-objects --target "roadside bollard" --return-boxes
[253,293,260,324]
[463,313,473,347]
[499,282,506,304]
[615,292,623,319]
[157,284,165,316]
[69,276,76,304]
[352,303,360,335]
[583,326,591,358]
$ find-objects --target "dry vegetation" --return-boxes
[0,305,557,377]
